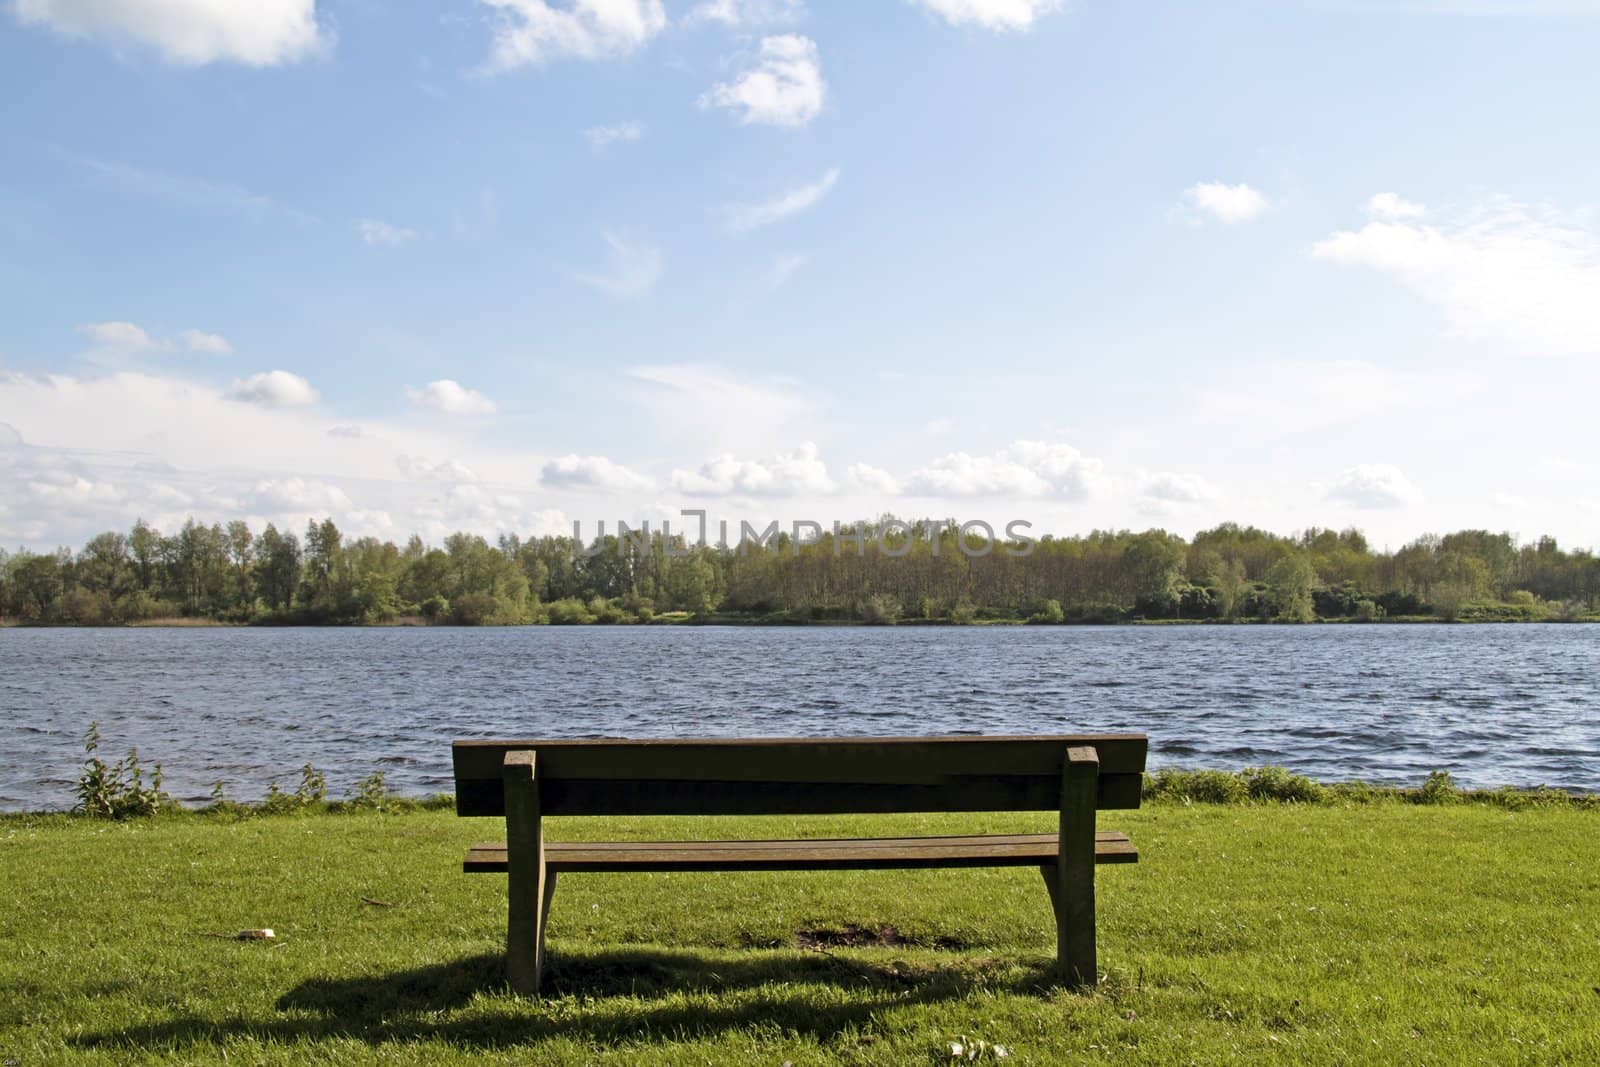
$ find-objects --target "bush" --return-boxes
[546,597,596,625]
[74,722,168,818]
[259,763,327,814]
[860,594,901,626]
[1143,768,1249,804]
[450,592,500,626]
[949,601,979,626]
[1242,765,1327,803]
[1028,599,1065,625]
[420,595,450,622]
[1416,769,1460,804]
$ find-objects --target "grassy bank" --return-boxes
[3,803,1597,1065]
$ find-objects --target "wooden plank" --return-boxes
[453,735,1148,794]
[455,771,1143,818]
[1059,744,1099,988]
[463,831,1137,873]
[502,750,547,996]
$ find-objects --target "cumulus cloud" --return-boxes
[250,476,353,514]
[12,0,326,66]
[406,379,498,416]
[397,456,480,483]
[906,0,1063,30]
[79,321,158,350]
[846,463,900,494]
[1366,191,1425,220]
[572,232,663,296]
[584,120,643,147]
[671,442,835,496]
[724,168,839,233]
[687,0,804,26]
[80,321,233,355]
[179,328,233,353]
[1136,471,1221,515]
[1312,192,1600,357]
[903,440,1102,498]
[1182,181,1271,224]
[226,370,319,407]
[540,454,653,491]
[480,0,666,69]
[700,34,825,127]
[1324,464,1422,509]
[0,369,558,547]
[359,219,418,246]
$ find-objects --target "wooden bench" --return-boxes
[452,734,1148,994]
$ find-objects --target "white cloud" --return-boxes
[12,0,326,66]
[1182,181,1271,224]
[1324,463,1422,509]
[226,370,318,407]
[0,369,561,547]
[79,321,158,350]
[396,455,479,483]
[480,0,666,69]
[1312,192,1600,357]
[406,379,498,416]
[724,168,839,233]
[671,441,835,496]
[847,462,900,494]
[687,0,804,26]
[572,232,663,296]
[902,440,1102,498]
[700,34,825,127]
[906,0,1063,30]
[1140,471,1220,504]
[180,328,232,354]
[584,120,643,147]
[1367,192,1425,220]
[359,219,418,246]
[540,454,653,491]
[250,476,352,514]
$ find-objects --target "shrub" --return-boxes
[861,594,901,626]
[260,762,328,814]
[347,771,393,811]
[949,601,979,626]
[1143,768,1249,804]
[420,595,450,622]
[74,722,168,818]
[546,597,596,625]
[1416,769,1460,804]
[1242,765,1327,804]
[1028,599,1065,624]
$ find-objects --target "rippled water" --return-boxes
[2,624,1597,809]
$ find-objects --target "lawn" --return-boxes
[2,802,1597,1064]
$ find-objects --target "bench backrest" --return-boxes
[453,735,1148,817]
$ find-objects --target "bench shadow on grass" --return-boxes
[70,947,1064,1053]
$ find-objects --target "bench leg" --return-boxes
[504,751,547,996]
[1058,746,1099,988]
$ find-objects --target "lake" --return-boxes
[2,624,1597,810]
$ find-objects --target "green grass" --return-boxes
[3,804,1598,1064]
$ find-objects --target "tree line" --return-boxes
[1,517,1598,626]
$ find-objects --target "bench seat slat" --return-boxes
[464,832,1137,873]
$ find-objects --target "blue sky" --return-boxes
[3,0,1599,551]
